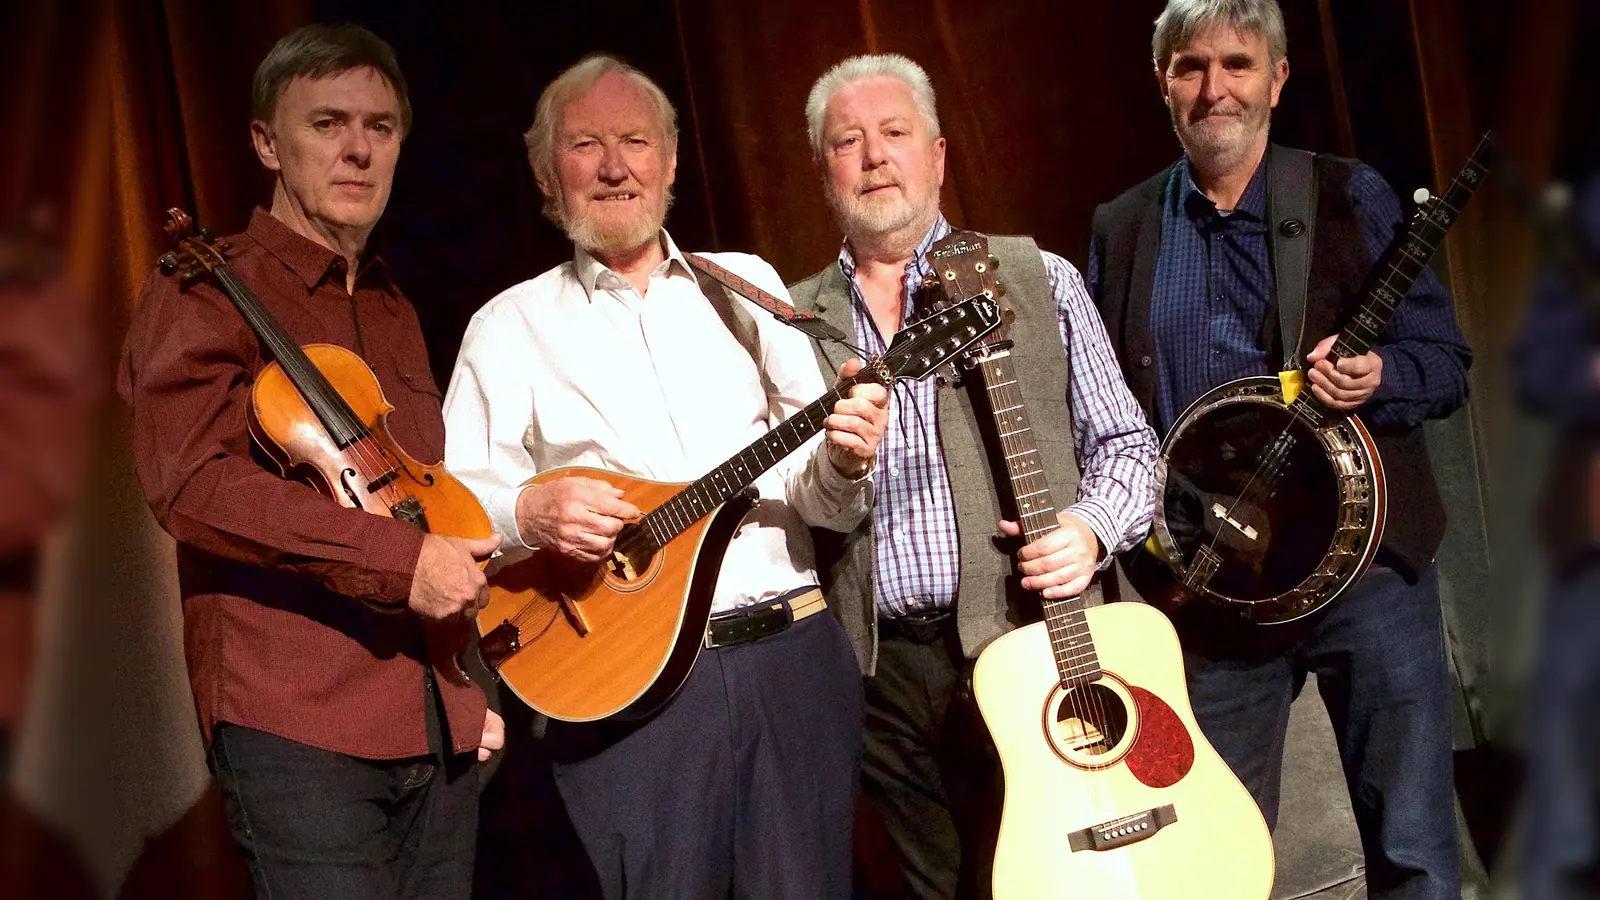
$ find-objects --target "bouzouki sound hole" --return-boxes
[1043,674,1139,769]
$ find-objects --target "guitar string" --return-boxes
[983,353,1112,774]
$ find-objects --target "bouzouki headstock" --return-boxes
[879,295,1003,384]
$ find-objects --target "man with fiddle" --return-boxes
[1086,1,1470,896]
[119,24,502,900]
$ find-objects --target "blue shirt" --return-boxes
[844,214,1158,619]
[1141,154,1472,435]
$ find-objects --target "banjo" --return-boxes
[1134,135,1489,624]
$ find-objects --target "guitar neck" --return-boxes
[636,379,854,550]
[973,349,1101,688]
[211,264,371,448]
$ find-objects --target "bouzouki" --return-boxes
[921,232,1274,898]
[478,295,1003,722]
[158,209,494,684]
[1131,136,1490,623]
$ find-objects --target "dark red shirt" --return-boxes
[118,208,485,759]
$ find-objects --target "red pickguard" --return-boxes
[1124,685,1195,788]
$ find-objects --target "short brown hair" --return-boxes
[251,23,412,135]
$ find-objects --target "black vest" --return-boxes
[1089,152,1445,580]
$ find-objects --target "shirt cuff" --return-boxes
[487,484,535,552]
[1064,499,1120,572]
[358,514,428,606]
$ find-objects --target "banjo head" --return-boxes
[1153,377,1384,623]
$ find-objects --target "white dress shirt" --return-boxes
[442,231,874,613]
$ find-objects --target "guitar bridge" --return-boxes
[1068,804,1178,852]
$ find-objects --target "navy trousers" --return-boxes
[1522,564,1600,899]
[545,612,864,900]
[1174,565,1460,900]
[208,724,480,900]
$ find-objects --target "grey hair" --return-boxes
[1152,0,1288,70]
[522,54,679,225]
[805,54,940,159]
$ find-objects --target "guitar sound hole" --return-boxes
[1045,679,1137,769]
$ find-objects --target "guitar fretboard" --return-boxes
[976,350,1100,688]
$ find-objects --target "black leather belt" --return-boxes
[878,608,952,644]
[705,586,825,650]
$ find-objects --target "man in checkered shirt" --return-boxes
[789,53,1158,899]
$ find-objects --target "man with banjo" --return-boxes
[1086,1,1471,898]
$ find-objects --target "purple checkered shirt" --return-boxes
[842,214,1157,620]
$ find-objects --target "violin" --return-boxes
[158,208,493,685]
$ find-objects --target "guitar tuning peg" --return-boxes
[1412,188,1432,205]
[988,255,1000,270]
[995,279,1005,298]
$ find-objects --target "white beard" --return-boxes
[560,189,673,260]
[830,181,940,247]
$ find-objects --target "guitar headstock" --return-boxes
[879,296,1003,384]
[157,207,233,285]
[920,230,1012,367]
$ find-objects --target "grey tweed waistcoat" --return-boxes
[788,235,1093,675]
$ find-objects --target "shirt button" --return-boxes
[890,467,900,477]
[1139,355,1152,367]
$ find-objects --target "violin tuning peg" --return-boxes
[158,252,180,275]
[199,228,212,241]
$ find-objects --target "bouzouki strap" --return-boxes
[1265,145,1317,371]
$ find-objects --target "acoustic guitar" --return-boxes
[1129,135,1490,623]
[920,232,1274,898]
[478,295,1002,722]
[158,209,494,684]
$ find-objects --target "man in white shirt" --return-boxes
[442,55,889,899]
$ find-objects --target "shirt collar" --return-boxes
[246,206,389,291]
[836,212,952,282]
[573,229,691,299]
[1177,154,1268,224]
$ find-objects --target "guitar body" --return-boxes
[478,466,754,722]
[1134,376,1387,624]
[975,601,1274,899]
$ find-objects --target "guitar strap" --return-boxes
[1265,145,1317,372]
[689,261,779,399]
[686,253,850,343]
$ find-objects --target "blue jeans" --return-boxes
[1174,566,1460,900]
[208,724,479,900]
[1523,564,1600,899]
